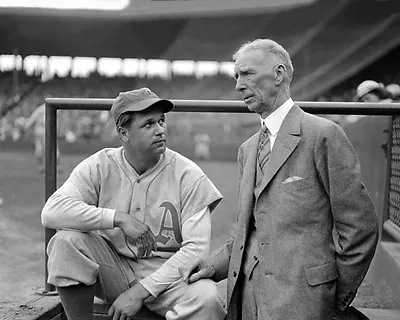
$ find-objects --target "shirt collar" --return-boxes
[122,149,165,177]
[261,98,294,136]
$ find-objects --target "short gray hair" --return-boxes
[233,38,294,83]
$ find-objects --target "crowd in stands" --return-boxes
[0,71,253,147]
[1,70,400,149]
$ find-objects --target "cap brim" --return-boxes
[152,99,175,113]
[122,98,174,114]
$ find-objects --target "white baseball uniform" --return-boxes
[42,147,225,319]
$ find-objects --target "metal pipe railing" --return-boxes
[46,98,400,114]
[43,99,400,292]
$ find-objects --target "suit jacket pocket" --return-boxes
[305,261,338,286]
[278,177,313,192]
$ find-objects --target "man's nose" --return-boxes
[155,123,165,135]
[235,78,245,92]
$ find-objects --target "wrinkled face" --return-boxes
[360,92,380,103]
[234,48,279,116]
[122,106,167,160]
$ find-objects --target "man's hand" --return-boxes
[114,211,157,258]
[179,258,216,283]
[108,283,151,320]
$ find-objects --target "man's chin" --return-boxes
[246,102,257,112]
[154,145,166,155]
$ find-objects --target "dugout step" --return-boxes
[3,294,400,319]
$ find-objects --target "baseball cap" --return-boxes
[110,87,174,123]
[356,80,383,101]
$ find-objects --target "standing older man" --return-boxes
[180,39,379,319]
[41,88,226,320]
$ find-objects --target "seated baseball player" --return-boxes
[41,87,227,320]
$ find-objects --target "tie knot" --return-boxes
[261,124,269,135]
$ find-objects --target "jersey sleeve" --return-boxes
[41,157,115,231]
[180,174,222,223]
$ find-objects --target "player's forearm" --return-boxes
[140,241,209,297]
[41,189,114,231]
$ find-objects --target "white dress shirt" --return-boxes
[260,98,294,149]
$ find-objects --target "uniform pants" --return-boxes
[47,230,226,320]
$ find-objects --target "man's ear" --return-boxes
[275,64,285,86]
[117,127,129,142]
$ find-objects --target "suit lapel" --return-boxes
[256,105,303,199]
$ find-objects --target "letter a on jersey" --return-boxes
[155,201,183,245]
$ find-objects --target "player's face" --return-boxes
[234,48,279,117]
[126,106,167,159]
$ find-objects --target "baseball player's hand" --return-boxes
[108,283,151,320]
[114,211,157,257]
[179,258,216,283]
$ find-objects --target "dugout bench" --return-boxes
[7,98,400,320]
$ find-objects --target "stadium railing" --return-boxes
[43,98,400,318]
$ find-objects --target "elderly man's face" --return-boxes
[234,48,279,117]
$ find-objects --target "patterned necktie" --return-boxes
[257,125,271,172]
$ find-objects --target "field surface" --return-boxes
[0,146,399,317]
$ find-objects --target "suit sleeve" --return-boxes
[315,122,379,310]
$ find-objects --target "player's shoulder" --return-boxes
[78,147,122,168]
[164,148,205,177]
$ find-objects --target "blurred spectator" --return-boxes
[345,80,392,125]
[0,118,12,141]
[12,116,26,141]
[355,80,391,103]
[354,80,394,157]
[386,83,400,102]
[25,103,62,174]
[194,132,211,160]
[65,130,77,143]
[76,114,93,140]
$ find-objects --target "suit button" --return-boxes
[253,256,258,260]
[137,179,141,183]
[240,245,244,250]
[233,271,237,277]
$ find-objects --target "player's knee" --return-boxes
[48,230,88,255]
[190,279,223,308]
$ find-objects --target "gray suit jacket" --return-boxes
[211,105,379,320]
